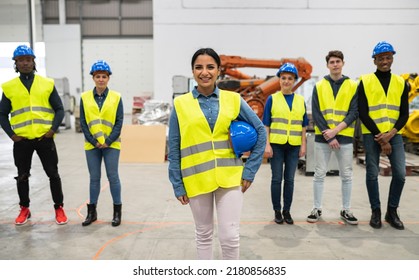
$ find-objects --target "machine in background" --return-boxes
[171,54,313,120]
[217,55,313,119]
[54,77,76,130]
[401,73,419,155]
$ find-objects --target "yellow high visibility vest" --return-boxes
[81,90,121,150]
[269,92,305,145]
[174,90,244,198]
[1,75,54,139]
[314,78,358,137]
[360,73,404,134]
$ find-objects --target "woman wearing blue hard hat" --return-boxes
[263,62,309,225]
[168,48,266,260]
[79,60,124,227]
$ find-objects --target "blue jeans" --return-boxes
[270,143,300,211]
[85,147,122,205]
[313,142,353,210]
[363,134,405,210]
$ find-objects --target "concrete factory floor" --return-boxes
[1,123,419,261]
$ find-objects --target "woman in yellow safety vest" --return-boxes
[263,63,308,225]
[79,60,124,227]
[168,48,266,260]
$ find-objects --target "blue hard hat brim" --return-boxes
[13,54,36,60]
[372,51,396,58]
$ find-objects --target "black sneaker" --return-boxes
[340,210,358,225]
[307,208,322,223]
[282,210,294,224]
[274,210,283,224]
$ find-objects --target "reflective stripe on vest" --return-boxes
[81,90,121,150]
[360,73,404,134]
[174,90,243,198]
[269,92,305,145]
[1,75,54,139]
[314,78,357,137]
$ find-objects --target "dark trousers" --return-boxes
[270,143,300,211]
[363,134,406,209]
[13,137,64,209]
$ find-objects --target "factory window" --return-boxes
[41,0,153,38]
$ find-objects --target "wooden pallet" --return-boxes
[356,153,419,176]
[405,153,419,175]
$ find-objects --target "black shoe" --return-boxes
[340,210,358,225]
[307,208,322,223]
[385,207,404,230]
[274,210,283,224]
[282,210,294,225]
[369,208,382,229]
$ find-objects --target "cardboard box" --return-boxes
[120,124,167,163]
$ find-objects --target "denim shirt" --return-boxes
[168,86,266,197]
[79,87,124,147]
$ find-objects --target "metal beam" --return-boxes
[28,0,36,50]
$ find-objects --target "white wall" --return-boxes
[153,0,419,103]
[44,24,82,101]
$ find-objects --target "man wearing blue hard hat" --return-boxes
[0,45,68,225]
[357,41,410,230]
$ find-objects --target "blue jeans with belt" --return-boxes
[363,133,405,210]
[85,147,122,205]
[270,143,300,212]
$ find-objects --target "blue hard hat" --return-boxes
[372,41,396,58]
[276,62,298,80]
[13,45,36,60]
[230,121,258,158]
[90,60,112,75]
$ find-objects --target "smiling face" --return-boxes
[192,54,220,96]
[279,72,296,94]
[92,71,110,93]
[374,52,393,72]
[15,56,35,74]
